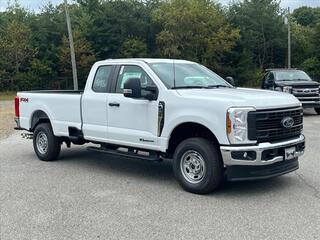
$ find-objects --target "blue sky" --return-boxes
[1,0,320,12]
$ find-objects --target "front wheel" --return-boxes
[33,123,61,161]
[173,138,223,194]
[315,107,320,115]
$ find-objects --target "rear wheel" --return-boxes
[173,138,223,194]
[315,107,320,115]
[33,123,61,161]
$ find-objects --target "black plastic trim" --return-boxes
[226,159,299,181]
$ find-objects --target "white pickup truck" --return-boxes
[14,59,305,194]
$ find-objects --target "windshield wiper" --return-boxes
[206,85,232,88]
[171,86,207,89]
[295,79,311,81]
[278,79,310,81]
[172,85,232,89]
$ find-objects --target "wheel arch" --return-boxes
[166,122,220,157]
[30,110,51,132]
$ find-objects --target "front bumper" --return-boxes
[220,135,305,181]
[297,96,320,108]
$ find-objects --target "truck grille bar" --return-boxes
[248,107,303,143]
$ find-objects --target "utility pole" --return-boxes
[64,0,78,90]
[287,7,291,69]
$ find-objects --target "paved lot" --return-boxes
[0,109,319,240]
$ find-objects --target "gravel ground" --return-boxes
[0,108,319,240]
[0,101,14,140]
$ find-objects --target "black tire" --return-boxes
[173,138,223,194]
[33,123,61,161]
[315,107,320,115]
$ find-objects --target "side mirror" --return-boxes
[143,85,158,101]
[267,78,275,85]
[123,78,141,99]
[225,76,235,86]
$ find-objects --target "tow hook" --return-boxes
[21,133,33,139]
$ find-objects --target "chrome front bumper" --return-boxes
[220,135,305,166]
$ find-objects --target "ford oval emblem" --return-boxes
[281,117,294,129]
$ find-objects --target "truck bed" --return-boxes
[18,91,83,137]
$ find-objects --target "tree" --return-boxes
[292,7,318,27]
[58,31,96,89]
[228,0,286,69]
[152,0,239,69]
[291,21,313,67]
[120,38,147,58]
[0,19,35,89]
[77,0,155,59]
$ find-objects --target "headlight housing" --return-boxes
[283,86,292,93]
[227,107,256,145]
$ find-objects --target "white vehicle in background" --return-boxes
[14,59,305,194]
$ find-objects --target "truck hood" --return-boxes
[176,87,300,110]
[275,80,320,87]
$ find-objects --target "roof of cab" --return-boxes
[95,58,195,65]
[265,68,298,72]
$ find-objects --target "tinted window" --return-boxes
[267,73,274,81]
[92,66,113,92]
[116,65,155,93]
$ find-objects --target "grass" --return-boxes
[0,91,16,101]
[0,100,15,139]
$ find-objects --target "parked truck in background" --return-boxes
[261,68,320,115]
[14,59,305,194]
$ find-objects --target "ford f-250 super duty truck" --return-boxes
[14,59,305,194]
[261,68,320,114]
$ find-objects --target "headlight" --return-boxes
[226,107,256,144]
[283,86,292,93]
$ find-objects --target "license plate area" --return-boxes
[285,147,296,160]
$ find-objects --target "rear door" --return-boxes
[106,64,159,149]
[82,65,114,142]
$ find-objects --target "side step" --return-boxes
[87,146,162,162]
[21,133,33,139]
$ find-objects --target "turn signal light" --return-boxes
[226,115,232,134]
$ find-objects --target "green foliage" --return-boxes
[58,31,96,88]
[228,0,286,69]
[300,57,320,81]
[153,0,240,68]
[0,0,319,91]
[292,7,319,26]
[120,38,147,58]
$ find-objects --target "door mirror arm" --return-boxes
[123,79,158,101]
[142,86,158,101]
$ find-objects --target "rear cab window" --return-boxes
[92,65,113,92]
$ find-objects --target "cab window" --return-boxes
[92,65,113,92]
[116,65,155,93]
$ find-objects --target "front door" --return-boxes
[107,65,159,149]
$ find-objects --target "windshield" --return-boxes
[275,70,312,81]
[149,62,231,89]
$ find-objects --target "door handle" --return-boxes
[109,102,120,107]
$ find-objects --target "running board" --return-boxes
[87,146,162,162]
[21,133,33,139]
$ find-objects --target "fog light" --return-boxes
[231,151,256,161]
